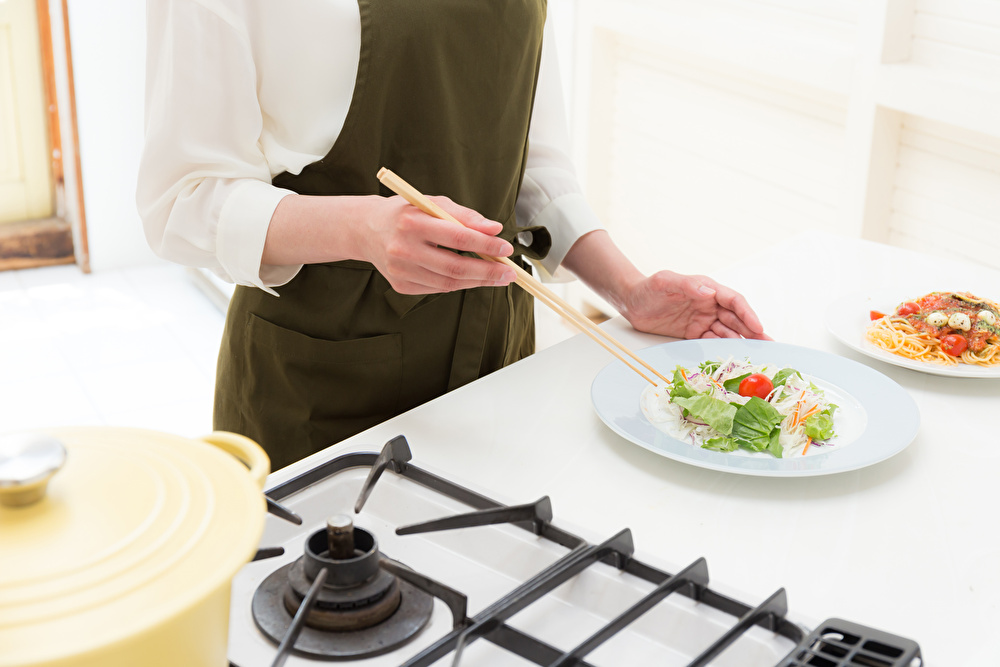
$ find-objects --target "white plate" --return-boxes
[591,339,919,477]
[825,290,1000,379]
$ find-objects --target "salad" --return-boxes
[640,358,838,458]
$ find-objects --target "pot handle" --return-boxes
[198,431,270,490]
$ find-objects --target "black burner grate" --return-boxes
[249,436,922,667]
[777,618,922,667]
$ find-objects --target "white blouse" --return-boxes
[137,0,602,294]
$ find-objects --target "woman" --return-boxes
[137,0,768,470]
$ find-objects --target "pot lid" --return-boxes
[0,426,269,664]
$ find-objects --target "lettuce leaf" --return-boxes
[672,393,738,435]
[703,436,739,452]
[803,407,837,441]
[698,360,721,375]
[731,397,784,454]
[668,368,697,401]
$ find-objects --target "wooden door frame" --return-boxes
[0,0,89,273]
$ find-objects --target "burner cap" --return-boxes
[251,522,434,659]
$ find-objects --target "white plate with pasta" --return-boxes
[591,339,919,477]
[825,290,1000,378]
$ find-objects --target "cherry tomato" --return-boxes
[896,302,920,316]
[869,310,885,320]
[738,373,774,399]
[940,334,967,357]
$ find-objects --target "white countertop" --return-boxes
[274,231,1000,666]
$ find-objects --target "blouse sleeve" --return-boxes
[517,12,604,280]
[136,0,299,294]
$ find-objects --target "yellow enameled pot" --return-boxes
[0,427,270,667]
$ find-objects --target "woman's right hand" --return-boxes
[357,195,516,295]
[262,193,517,294]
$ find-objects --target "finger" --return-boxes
[390,265,513,295]
[382,220,516,287]
[710,319,741,339]
[715,308,756,338]
[716,308,773,340]
[421,215,514,259]
[408,245,516,288]
[432,197,506,236]
[686,279,766,337]
[714,288,765,335]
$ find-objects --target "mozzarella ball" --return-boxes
[948,312,972,331]
[926,311,948,327]
[979,310,997,326]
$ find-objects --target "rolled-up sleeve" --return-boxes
[517,14,604,280]
[136,0,300,293]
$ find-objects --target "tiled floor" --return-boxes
[1,263,577,439]
[0,263,224,438]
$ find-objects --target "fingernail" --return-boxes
[697,285,716,296]
[496,270,515,285]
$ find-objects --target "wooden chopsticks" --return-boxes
[376,167,669,386]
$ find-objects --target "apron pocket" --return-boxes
[244,312,404,428]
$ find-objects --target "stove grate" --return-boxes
[777,618,922,667]
[254,436,922,667]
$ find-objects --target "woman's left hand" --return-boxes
[561,230,770,341]
[618,270,770,340]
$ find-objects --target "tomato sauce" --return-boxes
[898,292,999,354]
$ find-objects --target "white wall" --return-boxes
[567,0,1000,314]
[66,0,156,272]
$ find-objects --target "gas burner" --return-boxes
[252,514,433,660]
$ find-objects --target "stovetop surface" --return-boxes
[227,439,921,667]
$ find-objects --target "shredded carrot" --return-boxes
[802,437,813,455]
[794,405,819,429]
[789,394,805,429]
[788,391,821,430]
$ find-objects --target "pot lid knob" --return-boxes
[0,433,67,508]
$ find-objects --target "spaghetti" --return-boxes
[865,292,1000,367]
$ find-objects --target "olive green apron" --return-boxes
[214,0,551,470]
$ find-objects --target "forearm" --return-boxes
[261,194,372,267]
[559,230,645,314]
[260,192,516,295]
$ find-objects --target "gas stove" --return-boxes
[227,436,922,667]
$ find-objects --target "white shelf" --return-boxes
[582,0,857,95]
[875,63,1000,140]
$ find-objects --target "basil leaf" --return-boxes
[772,368,801,387]
[722,373,751,393]
[766,428,783,458]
